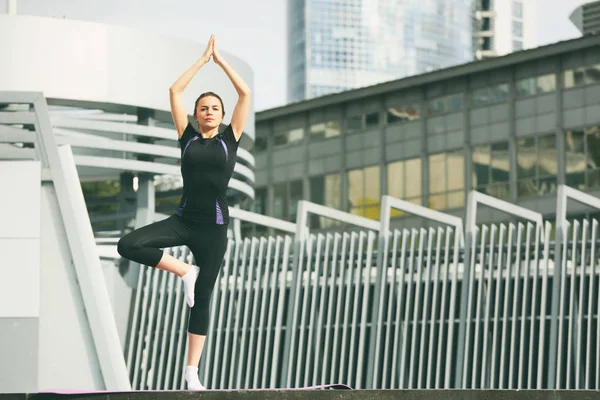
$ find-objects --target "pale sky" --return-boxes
[3,0,588,111]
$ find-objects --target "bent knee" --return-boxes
[117,235,135,258]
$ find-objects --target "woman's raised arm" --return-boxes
[169,35,215,138]
[212,37,251,141]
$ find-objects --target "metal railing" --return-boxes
[124,190,600,391]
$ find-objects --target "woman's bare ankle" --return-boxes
[155,252,190,277]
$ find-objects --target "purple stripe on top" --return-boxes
[217,137,228,162]
[176,196,187,216]
[216,200,224,225]
[182,135,199,157]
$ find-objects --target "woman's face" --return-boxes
[195,96,223,130]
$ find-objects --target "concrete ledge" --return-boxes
[2,390,599,400]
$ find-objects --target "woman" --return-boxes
[117,34,251,390]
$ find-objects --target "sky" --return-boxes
[2,0,588,111]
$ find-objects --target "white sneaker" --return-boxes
[185,365,205,390]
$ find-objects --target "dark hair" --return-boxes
[194,92,225,118]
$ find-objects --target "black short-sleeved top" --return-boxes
[176,122,239,225]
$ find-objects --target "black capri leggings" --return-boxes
[117,214,228,335]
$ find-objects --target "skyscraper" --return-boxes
[287,0,473,102]
[570,0,600,36]
[474,0,536,60]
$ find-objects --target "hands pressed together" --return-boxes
[201,34,223,65]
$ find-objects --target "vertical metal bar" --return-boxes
[262,236,282,388]
[490,224,507,388]
[444,225,462,389]
[427,227,445,388]
[244,238,267,388]
[356,231,376,389]
[343,232,358,386]
[164,248,186,389]
[438,227,456,389]
[156,269,176,389]
[254,237,274,388]
[566,221,580,389]
[178,250,196,389]
[220,240,243,388]
[126,257,148,378]
[302,234,325,387]
[347,232,364,388]
[372,228,391,389]
[148,267,170,389]
[382,230,401,388]
[417,228,435,388]
[596,221,600,391]
[140,266,162,389]
[461,225,477,389]
[527,224,542,388]
[508,223,524,389]
[537,222,552,389]
[313,233,334,385]
[557,220,569,389]
[132,267,152,388]
[236,238,257,388]
[585,219,598,389]
[295,234,317,387]
[285,234,308,387]
[390,230,409,389]
[471,225,488,388]
[481,224,498,388]
[209,240,233,389]
[331,231,346,381]
[518,223,534,390]
[399,229,418,388]
[499,224,515,388]
[576,220,588,389]
[270,236,292,388]
[408,228,427,388]
[321,233,340,385]
[337,233,352,385]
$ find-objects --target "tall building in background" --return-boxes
[570,1,600,36]
[474,0,536,60]
[287,0,473,102]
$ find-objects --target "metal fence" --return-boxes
[125,190,600,391]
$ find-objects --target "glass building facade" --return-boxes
[254,35,600,235]
[288,0,474,102]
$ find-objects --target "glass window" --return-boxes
[310,120,341,140]
[564,64,600,88]
[273,183,288,219]
[429,151,465,210]
[517,74,556,97]
[310,173,342,228]
[537,74,556,93]
[482,37,492,51]
[428,93,464,115]
[252,187,267,214]
[288,127,304,143]
[347,165,380,219]
[289,180,303,221]
[517,134,557,197]
[365,112,380,128]
[565,127,600,189]
[471,84,509,106]
[513,40,523,51]
[472,141,510,200]
[513,1,523,18]
[387,104,421,124]
[254,137,268,152]
[347,115,363,132]
[512,20,522,37]
[274,133,288,146]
